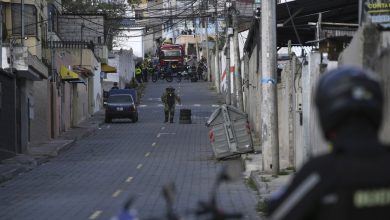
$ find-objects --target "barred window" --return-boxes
[11,4,37,36]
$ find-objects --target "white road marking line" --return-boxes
[145,152,151,157]
[161,127,165,130]
[158,132,176,136]
[89,210,103,219]
[137,164,143,169]
[157,104,164,107]
[212,104,220,107]
[126,176,133,183]
[112,190,122,198]
[152,142,156,146]
[194,104,201,107]
[157,134,161,138]
[139,105,147,108]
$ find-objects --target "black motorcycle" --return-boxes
[112,163,243,220]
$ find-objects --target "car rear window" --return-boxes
[108,95,133,103]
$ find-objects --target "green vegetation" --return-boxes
[286,166,296,172]
[256,200,269,213]
[61,0,130,50]
[246,178,258,191]
[278,170,290,176]
[261,176,271,182]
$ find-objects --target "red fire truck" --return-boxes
[158,44,185,73]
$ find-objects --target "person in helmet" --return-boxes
[161,87,181,123]
[267,66,390,220]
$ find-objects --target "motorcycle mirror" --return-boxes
[162,182,176,206]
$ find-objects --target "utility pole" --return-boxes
[225,2,231,105]
[202,0,210,82]
[80,23,84,66]
[232,1,244,111]
[214,0,221,93]
[261,0,279,174]
[205,16,210,82]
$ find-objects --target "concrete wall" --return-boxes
[118,50,136,86]
[277,55,303,169]
[277,71,290,169]
[246,45,262,152]
[300,52,328,166]
[29,80,50,144]
[59,15,105,44]
[339,24,390,144]
[93,65,103,114]
[63,83,72,131]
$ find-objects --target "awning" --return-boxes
[60,65,83,82]
[60,65,79,80]
[101,64,117,73]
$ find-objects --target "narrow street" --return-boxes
[0,80,260,220]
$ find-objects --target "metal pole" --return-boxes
[214,0,220,93]
[359,0,363,25]
[232,2,244,111]
[225,3,231,105]
[21,0,24,45]
[261,0,279,174]
[80,24,84,65]
[205,16,210,81]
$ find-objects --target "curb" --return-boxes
[0,165,29,183]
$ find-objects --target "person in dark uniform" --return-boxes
[267,66,390,220]
[161,86,181,123]
[111,82,119,90]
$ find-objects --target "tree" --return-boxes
[61,0,131,49]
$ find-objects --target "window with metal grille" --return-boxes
[11,4,37,36]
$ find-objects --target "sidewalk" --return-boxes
[0,110,105,184]
[242,153,294,215]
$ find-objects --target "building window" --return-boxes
[11,4,37,36]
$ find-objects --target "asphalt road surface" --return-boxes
[0,80,260,220]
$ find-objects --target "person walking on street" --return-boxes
[267,66,390,220]
[142,61,149,82]
[135,64,143,84]
[161,87,181,123]
[111,82,119,90]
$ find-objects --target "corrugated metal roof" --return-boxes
[276,0,359,46]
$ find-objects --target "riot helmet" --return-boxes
[166,86,175,93]
[315,66,383,140]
